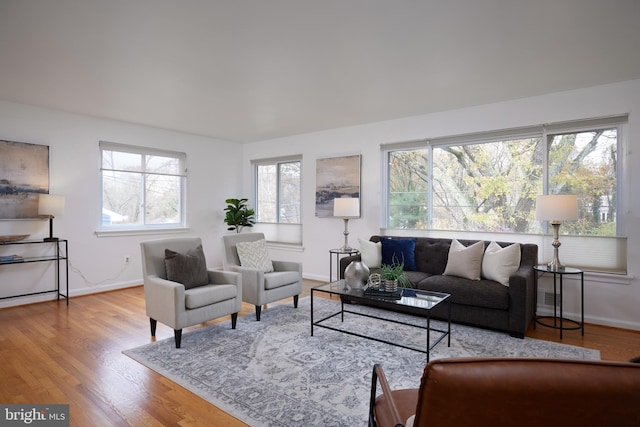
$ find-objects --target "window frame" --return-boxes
[381,116,628,274]
[382,116,626,235]
[98,141,187,233]
[253,156,302,225]
[544,123,622,236]
[251,155,303,245]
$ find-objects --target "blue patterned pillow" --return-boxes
[380,237,417,271]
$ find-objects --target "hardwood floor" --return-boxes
[1,281,639,426]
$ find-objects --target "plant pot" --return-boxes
[383,279,398,293]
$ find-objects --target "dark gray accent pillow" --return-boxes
[164,244,209,289]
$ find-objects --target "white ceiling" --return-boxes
[1,1,640,143]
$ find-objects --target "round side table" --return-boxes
[329,248,359,282]
[533,265,584,339]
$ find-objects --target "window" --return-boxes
[547,128,618,236]
[386,135,545,234]
[255,158,301,224]
[383,116,627,273]
[388,149,428,229]
[253,156,302,244]
[431,136,542,233]
[384,117,625,237]
[100,142,186,230]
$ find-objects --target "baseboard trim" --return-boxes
[0,280,142,308]
[536,306,640,332]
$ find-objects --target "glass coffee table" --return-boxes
[311,280,451,362]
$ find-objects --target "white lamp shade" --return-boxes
[333,197,360,218]
[535,195,578,221]
[38,194,65,217]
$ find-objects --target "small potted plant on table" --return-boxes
[379,260,410,293]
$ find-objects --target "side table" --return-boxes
[533,265,584,339]
[329,248,359,282]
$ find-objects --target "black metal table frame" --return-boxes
[533,266,584,339]
[0,239,69,305]
[311,284,451,363]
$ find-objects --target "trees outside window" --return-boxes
[432,137,542,233]
[256,159,301,224]
[388,149,428,229]
[548,129,617,236]
[385,120,621,237]
[100,142,186,228]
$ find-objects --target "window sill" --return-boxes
[266,241,304,252]
[583,271,634,286]
[95,227,190,238]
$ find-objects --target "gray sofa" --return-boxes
[340,236,538,338]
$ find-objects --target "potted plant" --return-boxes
[379,259,410,292]
[224,198,256,233]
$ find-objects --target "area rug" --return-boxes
[123,296,599,427]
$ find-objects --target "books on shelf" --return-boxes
[0,254,24,263]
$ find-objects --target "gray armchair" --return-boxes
[141,237,242,348]
[221,232,302,320]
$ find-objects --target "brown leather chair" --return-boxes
[370,357,640,427]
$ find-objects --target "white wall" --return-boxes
[0,101,243,307]
[243,79,640,331]
[2,80,638,331]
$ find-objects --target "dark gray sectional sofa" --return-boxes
[339,235,538,338]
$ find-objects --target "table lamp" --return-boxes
[333,197,360,251]
[38,194,65,242]
[535,194,578,271]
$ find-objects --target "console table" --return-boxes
[0,239,69,305]
[533,265,583,339]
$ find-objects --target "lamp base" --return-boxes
[340,218,353,252]
[43,217,59,242]
[546,261,566,271]
[547,221,565,271]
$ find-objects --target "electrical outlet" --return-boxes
[124,256,130,264]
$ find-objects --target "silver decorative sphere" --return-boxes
[344,261,370,290]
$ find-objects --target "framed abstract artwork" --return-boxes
[315,154,361,217]
[0,140,50,219]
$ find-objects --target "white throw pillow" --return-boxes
[443,239,484,280]
[236,239,274,273]
[359,238,382,268]
[482,241,521,286]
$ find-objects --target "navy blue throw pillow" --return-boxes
[380,237,417,271]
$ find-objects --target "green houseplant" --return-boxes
[379,257,411,290]
[224,198,256,233]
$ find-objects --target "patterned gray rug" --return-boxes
[123,296,599,427]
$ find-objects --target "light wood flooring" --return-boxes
[1,281,639,426]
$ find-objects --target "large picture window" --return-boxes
[385,118,624,237]
[383,116,627,273]
[431,137,542,233]
[100,142,186,230]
